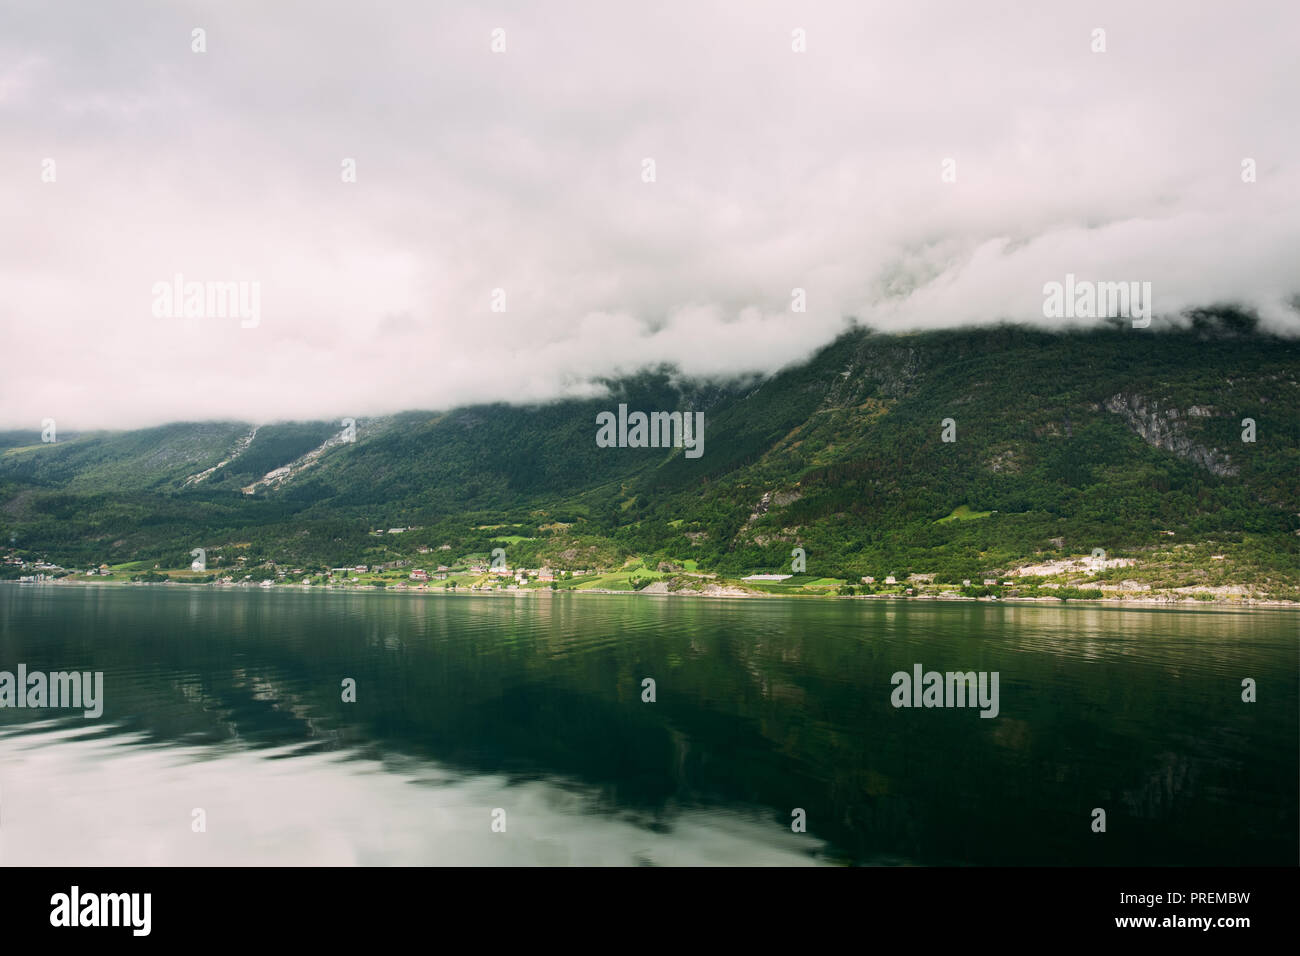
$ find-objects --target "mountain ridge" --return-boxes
[2,318,1297,598]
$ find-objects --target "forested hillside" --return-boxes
[3,317,1297,596]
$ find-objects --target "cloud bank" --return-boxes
[2,0,1297,429]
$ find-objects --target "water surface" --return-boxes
[1,586,1295,865]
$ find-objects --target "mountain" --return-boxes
[3,316,1298,597]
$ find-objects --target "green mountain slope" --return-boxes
[3,318,1297,596]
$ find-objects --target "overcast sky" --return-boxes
[2,0,1297,430]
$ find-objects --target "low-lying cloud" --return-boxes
[1,0,1297,429]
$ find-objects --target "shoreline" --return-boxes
[10,578,1300,610]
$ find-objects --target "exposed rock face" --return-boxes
[1010,555,1136,577]
[825,342,921,405]
[987,449,1020,474]
[742,489,804,539]
[183,426,258,487]
[746,488,803,525]
[747,491,773,523]
[1103,393,1237,477]
[240,427,356,494]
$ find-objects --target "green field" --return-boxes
[935,505,994,523]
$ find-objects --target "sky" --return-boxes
[2,0,1297,430]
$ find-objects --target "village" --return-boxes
[2,545,596,593]
[2,543,1283,606]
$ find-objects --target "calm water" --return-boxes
[0,585,1295,866]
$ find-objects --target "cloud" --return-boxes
[1,0,1297,429]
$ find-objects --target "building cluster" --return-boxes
[8,553,73,582]
[6,542,615,592]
